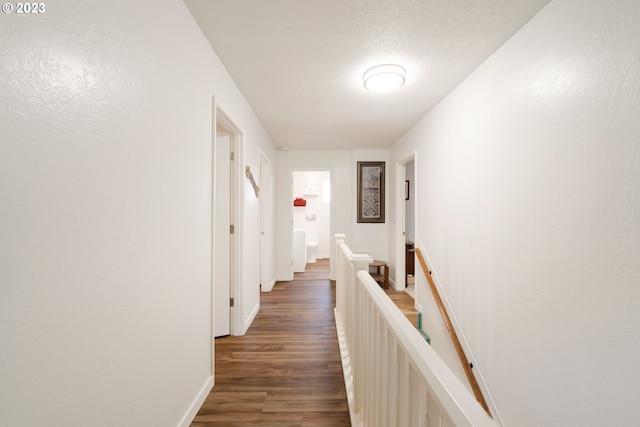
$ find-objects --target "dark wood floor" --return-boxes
[191,259,417,426]
[191,259,350,426]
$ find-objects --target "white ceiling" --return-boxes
[184,0,549,150]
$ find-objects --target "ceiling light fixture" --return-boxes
[363,64,406,92]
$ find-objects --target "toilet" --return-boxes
[306,230,319,264]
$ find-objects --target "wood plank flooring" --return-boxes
[191,259,418,426]
[384,287,419,327]
[191,259,350,426]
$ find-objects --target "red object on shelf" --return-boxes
[293,197,307,206]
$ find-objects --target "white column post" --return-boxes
[334,234,347,319]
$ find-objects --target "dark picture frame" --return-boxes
[405,180,410,200]
[357,161,385,223]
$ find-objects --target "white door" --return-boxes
[214,134,231,337]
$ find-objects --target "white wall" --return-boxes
[0,1,275,426]
[275,151,352,281]
[351,149,390,262]
[389,0,640,425]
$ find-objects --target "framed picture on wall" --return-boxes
[405,180,410,200]
[357,161,385,223]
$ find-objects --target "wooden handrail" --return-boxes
[414,247,492,417]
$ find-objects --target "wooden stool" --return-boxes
[369,260,389,289]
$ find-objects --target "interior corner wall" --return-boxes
[0,1,275,426]
[389,0,640,425]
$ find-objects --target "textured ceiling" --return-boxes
[184,0,550,149]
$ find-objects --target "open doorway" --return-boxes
[291,170,331,275]
[404,159,416,297]
[213,107,241,339]
[395,152,416,294]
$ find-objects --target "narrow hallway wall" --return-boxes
[0,1,276,425]
[390,0,640,425]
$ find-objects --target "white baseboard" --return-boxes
[262,277,277,292]
[177,375,213,427]
[240,302,260,335]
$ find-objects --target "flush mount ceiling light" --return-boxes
[363,64,406,92]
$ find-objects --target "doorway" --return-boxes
[395,152,416,292]
[404,159,416,297]
[213,107,241,338]
[291,170,331,275]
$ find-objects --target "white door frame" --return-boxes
[395,151,416,291]
[216,107,244,338]
[289,169,332,279]
[212,103,244,360]
[213,130,232,338]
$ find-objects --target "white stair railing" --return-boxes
[334,234,499,427]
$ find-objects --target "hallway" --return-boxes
[191,259,351,426]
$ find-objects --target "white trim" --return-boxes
[276,273,294,282]
[216,106,245,337]
[395,162,406,290]
[262,278,277,292]
[415,301,423,313]
[177,375,213,427]
[288,169,294,279]
[209,96,217,376]
[241,302,260,335]
[289,168,334,279]
[231,134,244,336]
[394,151,416,292]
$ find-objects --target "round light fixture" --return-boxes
[363,64,406,92]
